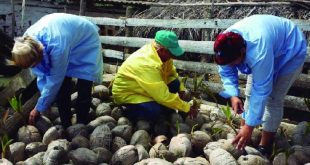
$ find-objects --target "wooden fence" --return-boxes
[85,16,310,112]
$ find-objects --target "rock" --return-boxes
[43,145,68,165]
[292,121,310,146]
[0,158,13,165]
[203,141,222,159]
[25,142,47,157]
[250,128,262,147]
[273,152,286,165]
[237,155,270,165]
[92,85,110,100]
[69,148,98,165]
[111,107,123,121]
[244,146,263,157]
[91,98,102,109]
[153,135,168,145]
[17,125,42,144]
[23,152,45,165]
[111,145,139,165]
[93,147,112,164]
[136,120,151,132]
[191,131,212,155]
[130,130,151,151]
[174,157,210,165]
[9,142,25,163]
[47,139,70,152]
[291,145,310,164]
[70,135,90,149]
[157,150,177,162]
[112,136,127,153]
[35,115,53,134]
[184,114,205,130]
[209,148,237,165]
[149,143,168,158]
[66,124,89,140]
[96,103,112,117]
[87,116,116,132]
[135,144,150,161]
[111,125,133,142]
[90,124,112,149]
[42,125,65,145]
[135,158,172,165]
[279,122,297,138]
[169,134,192,158]
[117,117,132,126]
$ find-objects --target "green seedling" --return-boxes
[8,96,22,113]
[191,124,198,135]
[9,96,26,125]
[1,134,13,159]
[221,103,238,134]
[0,109,9,137]
[211,127,224,139]
[175,119,180,135]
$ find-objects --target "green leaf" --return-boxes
[8,96,22,113]
[221,103,232,120]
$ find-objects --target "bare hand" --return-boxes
[29,108,40,125]
[188,106,199,119]
[232,124,254,150]
[230,96,244,114]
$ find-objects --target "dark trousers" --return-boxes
[124,79,181,122]
[57,77,92,128]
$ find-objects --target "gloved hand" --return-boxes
[188,105,199,119]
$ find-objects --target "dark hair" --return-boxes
[213,32,246,65]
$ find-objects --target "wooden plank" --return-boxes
[100,36,310,61]
[100,36,213,54]
[87,17,310,31]
[84,16,126,27]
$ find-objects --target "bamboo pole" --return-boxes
[21,0,26,32]
[79,0,86,16]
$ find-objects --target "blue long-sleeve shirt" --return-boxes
[218,15,307,126]
[24,13,103,112]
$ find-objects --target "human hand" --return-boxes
[230,96,244,114]
[232,124,254,150]
[29,108,40,125]
[188,105,199,119]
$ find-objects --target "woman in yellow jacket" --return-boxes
[112,30,198,121]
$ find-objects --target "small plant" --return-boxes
[220,103,238,134]
[210,127,224,139]
[175,119,180,135]
[191,124,198,135]
[8,96,25,125]
[0,134,13,158]
[8,96,22,113]
[0,109,9,137]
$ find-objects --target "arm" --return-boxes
[134,65,190,113]
[218,65,240,98]
[32,42,69,112]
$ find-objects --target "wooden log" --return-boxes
[5,92,39,137]
[102,52,310,90]
[85,17,310,31]
[100,37,310,62]
[0,69,35,106]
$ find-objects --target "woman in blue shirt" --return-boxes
[11,13,103,128]
[213,15,307,154]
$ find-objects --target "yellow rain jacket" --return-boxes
[112,43,190,113]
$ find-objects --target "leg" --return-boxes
[75,79,93,125]
[242,74,253,128]
[57,77,73,128]
[261,66,303,147]
[124,101,162,122]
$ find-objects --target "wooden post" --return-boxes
[21,0,26,32]
[201,0,213,63]
[79,0,86,16]
[10,0,15,37]
[124,6,134,59]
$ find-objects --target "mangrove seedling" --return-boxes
[221,103,238,134]
[0,134,13,159]
[8,96,25,125]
